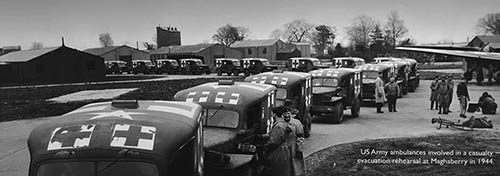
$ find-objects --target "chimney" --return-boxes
[61,37,65,46]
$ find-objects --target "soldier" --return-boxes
[436,76,450,114]
[456,80,470,118]
[384,77,400,112]
[446,76,454,113]
[261,106,295,176]
[479,92,497,114]
[430,76,439,110]
[375,72,386,113]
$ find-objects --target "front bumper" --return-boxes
[311,105,336,115]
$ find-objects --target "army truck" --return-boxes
[241,58,278,76]
[174,80,277,176]
[332,57,366,68]
[244,70,313,137]
[404,58,420,92]
[355,63,395,102]
[105,60,128,74]
[309,68,363,124]
[28,100,205,176]
[132,60,156,74]
[180,58,211,75]
[380,60,410,96]
[156,59,180,74]
[215,58,243,76]
[288,57,329,72]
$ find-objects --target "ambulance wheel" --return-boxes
[233,69,239,76]
[217,69,222,76]
[244,70,250,77]
[351,97,360,118]
[205,69,211,75]
[330,103,344,124]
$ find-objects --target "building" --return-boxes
[230,39,303,61]
[157,26,181,48]
[84,45,150,64]
[150,43,241,69]
[0,45,21,56]
[0,46,105,84]
[291,42,312,56]
[467,35,500,52]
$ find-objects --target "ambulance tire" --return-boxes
[330,103,344,124]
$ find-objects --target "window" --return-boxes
[202,109,239,128]
[263,48,267,54]
[248,48,252,55]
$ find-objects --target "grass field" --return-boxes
[306,130,500,176]
[0,77,242,122]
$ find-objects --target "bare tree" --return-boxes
[311,25,336,55]
[282,19,315,42]
[31,42,43,49]
[99,33,114,47]
[346,15,378,47]
[477,13,500,35]
[142,42,156,50]
[269,29,285,40]
[384,11,408,47]
[212,24,250,46]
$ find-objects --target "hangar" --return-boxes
[84,45,150,65]
[0,45,105,84]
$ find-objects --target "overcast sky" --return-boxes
[0,0,498,50]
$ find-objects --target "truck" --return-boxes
[241,58,278,76]
[288,57,329,72]
[215,58,243,76]
[355,63,395,102]
[28,100,205,176]
[244,70,313,137]
[180,58,211,75]
[309,68,363,124]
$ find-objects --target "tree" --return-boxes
[311,25,336,55]
[212,24,249,46]
[31,42,43,49]
[269,29,285,40]
[99,33,114,47]
[281,19,315,42]
[477,13,500,35]
[398,38,415,46]
[333,43,346,57]
[346,15,378,48]
[384,11,408,48]
[142,42,156,50]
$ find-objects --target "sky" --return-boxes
[0,0,499,50]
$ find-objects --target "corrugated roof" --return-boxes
[0,47,60,62]
[150,44,214,54]
[231,39,280,47]
[84,46,123,56]
[476,35,500,44]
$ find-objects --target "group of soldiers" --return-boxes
[429,75,455,115]
[260,102,305,176]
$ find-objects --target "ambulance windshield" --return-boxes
[203,109,239,128]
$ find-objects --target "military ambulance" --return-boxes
[309,68,362,124]
[244,70,313,137]
[215,58,242,76]
[332,57,366,68]
[174,80,276,175]
[355,63,395,102]
[132,60,156,74]
[380,60,410,96]
[288,57,329,72]
[156,59,180,74]
[105,60,128,74]
[28,100,204,176]
[241,58,278,76]
[403,58,420,92]
[180,58,211,75]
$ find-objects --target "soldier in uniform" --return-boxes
[456,80,470,118]
[446,76,454,113]
[384,77,400,112]
[430,76,439,110]
[436,76,450,114]
[261,106,295,176]
[375,72,386,113]
[479,92,497,114]
[284,100,306,176]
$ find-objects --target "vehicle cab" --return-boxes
[174,80,276,175]
[215,58,242,76]
[355,63,394,102]
[105,60,128,74]
[373,57,401,63]
[244,70,313,137]
[241,58,278,76]
[309,68,362,124]
[156,59,180,74]
[28,100,204,176]
[132,60,156,74]
[180,58,211,75]
[288,57,329,72]
[332,57,366,68]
